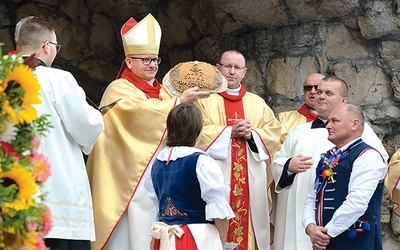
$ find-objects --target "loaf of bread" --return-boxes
[163,61,227,96]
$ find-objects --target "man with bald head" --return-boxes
[278,73,325,143]
[270,76,388,250]
[303,103,387,250]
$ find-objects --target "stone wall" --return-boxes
[1,0,400,247]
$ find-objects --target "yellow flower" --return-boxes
[325,168,333,178]
[1,230,40,250]
[1,164,38,211]
[22,231,44,250]
[1,64,41,124]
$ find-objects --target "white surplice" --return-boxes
[35,66,104,241]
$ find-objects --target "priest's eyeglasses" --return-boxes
[303,85,318,92]
[47,41,61,52]
[128,57,161,66]
[217,63,246,71]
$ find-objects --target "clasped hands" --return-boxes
[306,223,331,250]
[231,119,252,140]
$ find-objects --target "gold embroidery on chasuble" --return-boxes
[227,112,250,250]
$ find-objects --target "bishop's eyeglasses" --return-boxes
[128,57,161,66]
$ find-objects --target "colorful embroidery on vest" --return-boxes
[161,197,188,217]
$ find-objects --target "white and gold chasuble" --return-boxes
[87,79,177,250]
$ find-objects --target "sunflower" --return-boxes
[1,230,44,250]
[2,228,20,250]
[1,64,41,124]
[1,164,38,211]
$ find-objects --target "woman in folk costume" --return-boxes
[145,103,235,250]
[86,14,209,250]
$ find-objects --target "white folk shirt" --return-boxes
[34,66,104,241]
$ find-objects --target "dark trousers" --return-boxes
[45,239,91,250]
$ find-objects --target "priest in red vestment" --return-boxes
[195,50,281,250]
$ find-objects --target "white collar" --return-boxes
[144,78,155,87]
[157,146,206,161]
[226,84,242,96]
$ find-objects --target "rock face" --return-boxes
[1,0,400,246]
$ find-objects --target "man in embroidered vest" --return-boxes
[195,50,282,250]
[278,73,325,144]
[270,76,388,250]
[302,103,387,250]
[86,14,209,250]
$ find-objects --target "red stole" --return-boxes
[297,103,317,122]
[220,86,250,250]
[120,67,162,99]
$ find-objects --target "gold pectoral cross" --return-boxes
[228,112,243,125]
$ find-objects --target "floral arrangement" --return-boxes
[0,43,52,250]
[321,156,336,183]
[314,150,348,194]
